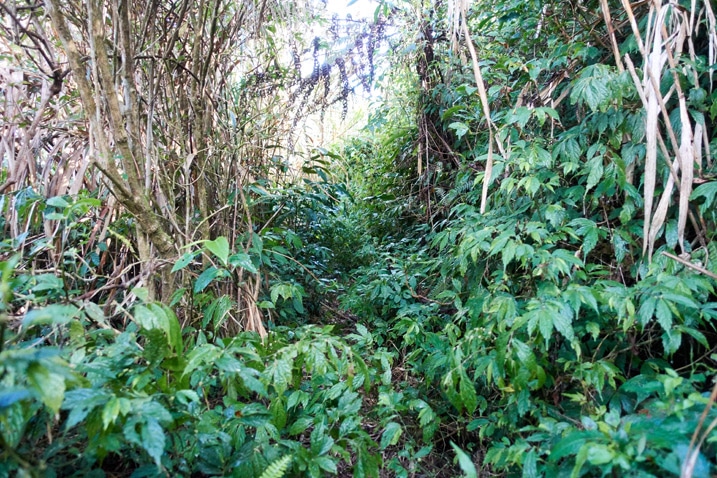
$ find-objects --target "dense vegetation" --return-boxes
[2,0,717,476]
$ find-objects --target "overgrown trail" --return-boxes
[2,0,717,476]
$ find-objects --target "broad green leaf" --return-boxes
[102,396,121,430]
[175,390,200,405]
[23,304,81,328]
[171,251,197,272]
[0,399,26,447]
[0,388,31,409]
[288,416,313,435]
[82,301,106,324]
[71,198,101,209]
[692,181,717,212]
[522,449,538,478]
[570,65,613,112]
[501,240,517,269]
[204,236,230,266]
[569,218,599,256]
[46,212,66,222]
[314,456,337,474]
[133,304,164,330]
[269,357,293,395]
[459,372,478,414]
[449,122,470,139]
[539,311,553,343]
[194,266,221,293]
[228,252,258,273]
[30,273,64,292]
[269,397,287,430]
[215,353,243,373]
[270,283,293,304]
[451,442,478,478]
[239,367,268,396]
[380,422,402,450]
[149,303,183,353]
[553,303,575,341]
[141,419,166,466]
[143,328,169,365]
[586,444,614,465]
[676,325,709,348]
[46,196,70,208]
[132,286,149,302]
[62,388,111,429]
[138,401,173,423]
[509,107,532,128]
[183,344,221,376]
[655,299,672,331]
[549,431,603,462]
[27,363,65,413]
[311,428,335,456]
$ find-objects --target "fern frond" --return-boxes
[258,455,292,478]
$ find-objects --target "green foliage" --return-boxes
[3,0,717,477]
[259,455,292,478]
[2,269,382,476]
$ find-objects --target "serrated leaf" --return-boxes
[638,296,656,327]
[270,283,293,304]
[553,303,575,341]
[183,343,221,376]
[459,372,478,414]
[655,299,672,331]
[571,65,612,111]
[62,388,110,429]
[539,312,553,343]
[204,236,230,266]
[269,397,287,430]
[269,358,293,395]
[258,455,292,478]
[585,156,604,191]
[501,240,516,269]
[102,396,121,430]
[30,273,64,292]
[380,422,402,449]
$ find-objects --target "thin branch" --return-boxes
[661,252,717,280]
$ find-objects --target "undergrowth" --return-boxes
[3,0,717,477]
